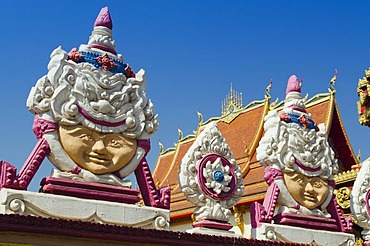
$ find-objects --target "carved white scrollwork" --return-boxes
[179,122,244,222]
[8,198,25,214]
[351,158,370,230]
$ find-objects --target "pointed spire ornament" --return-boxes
[85,6,118,56]
[94,6,113,29]
[286,75,301,95]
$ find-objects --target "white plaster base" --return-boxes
[0,188,169,230]
[251,223,355,246]
[186,227,242,238]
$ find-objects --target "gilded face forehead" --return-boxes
[59,124,137,174]
[283,171,329,210]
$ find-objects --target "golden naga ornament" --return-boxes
[357,68,370,127]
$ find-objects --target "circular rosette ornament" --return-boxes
[198,154,236,200]
[179,122,244,222]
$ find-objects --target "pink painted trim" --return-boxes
[328,180,335,188]
[78,107,125,127]
[32,115,58,140]
[295,158,321,172]
[69,166,81,175]
[137,139,151,153]
[274,213,339,232]
[366,190,370,216]
[326,196,353,233]
[193,219,233,230]
[196,154,236,201]
[134,157,170,209]
[90,44,117,55]
[288,105,307,113]
[262,182,280,221]
[250,180,280,229]
[0,138,50,190]
[264,166,283,185]
[40,177,140,204]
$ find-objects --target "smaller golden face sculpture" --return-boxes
[283,171,329,210]
[59,124,137,174]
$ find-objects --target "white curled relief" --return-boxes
[351,158,370,230]
[27,46,158,139]
[257,110,337,178]
[179,122,244,222]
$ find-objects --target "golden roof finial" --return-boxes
[299,76,303,88]
[265,78,272,99]
[177,126,183,141]
[329,69,338,93]
[222,83,243,115]
[158,139,164,154]
[196,108,203,125]
[357,149,361,162]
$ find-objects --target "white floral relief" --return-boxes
[179,122,244,222]
[203,158,232,195]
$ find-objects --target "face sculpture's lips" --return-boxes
[303,193,317,203]
[87,154,111,166]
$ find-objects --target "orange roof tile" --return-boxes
[152,151,176,186]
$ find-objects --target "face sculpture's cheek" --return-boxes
[283,172,329,210]
[59,125,137,174]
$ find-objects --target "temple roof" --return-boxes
[152,85,358,221]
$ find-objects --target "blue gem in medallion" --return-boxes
[213,170,224,183]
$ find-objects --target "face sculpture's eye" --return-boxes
[80,134,94,143]
[108,138,123,148]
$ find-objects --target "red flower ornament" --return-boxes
[95,54,117,71]
[68,48,84,62]
[125,64,136,78]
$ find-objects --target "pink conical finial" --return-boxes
[286,75,301,95]
[94,6,113,29]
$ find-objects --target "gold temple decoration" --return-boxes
[196,109,203,125]
[221,84,243,116]
[334,187,351,209]
[334,168,360,184]
[265,79,272,99]
[233,206,245,235]
[158,139,164,154]
[177,127,183,141]
[329,69,338,93]
[357,67,370,127]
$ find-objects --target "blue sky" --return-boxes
[0,1,369,190]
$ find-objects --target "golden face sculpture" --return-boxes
[59,124,137,174]
[283,171,329,210]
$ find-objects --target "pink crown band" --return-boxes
[294,158,321,173]
[288,105,307,113]
[78,107,126,127]
[89,44,117,55]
